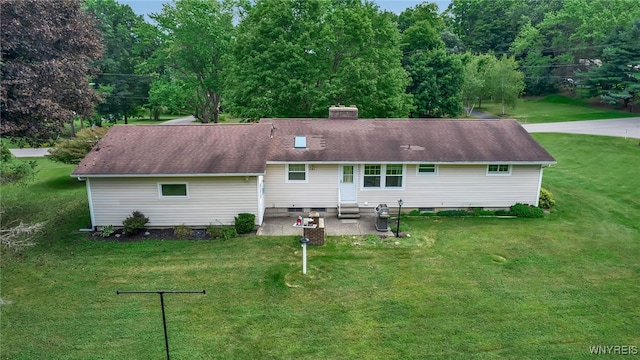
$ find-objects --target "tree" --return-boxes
[405,50,463,117]
[150,0,234,123]
[461,54,484,115]
[0,0,103,146]
[485,55,525,115]
[227,0,412,119]
[399,3,462,118]
[582,20,640,110]
[84,0,152,124]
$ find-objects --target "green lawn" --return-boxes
[479,95,638,123]
[1,135,639,359]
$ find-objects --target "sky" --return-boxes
[119,0,452,21]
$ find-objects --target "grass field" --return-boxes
[1,134,639,359]
[479,95,638,123]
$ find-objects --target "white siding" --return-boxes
[264,163,543,210]
[89,177,258,227]
[358,164,543,209]
[265,164,339,208]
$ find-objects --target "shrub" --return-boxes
[494,209,513,216]
[173,224,192,239]
[122,211,149,235]
[234,213,255,234]
[48,126,110,164]
[221,227,237,240]
[539,188,556,209]
[100,225,115,238]
[0,143,38,185]
[510,203,544,218]
[206,223,223,238]
[436,209,469,217]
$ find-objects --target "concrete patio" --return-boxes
[257,213,395,237]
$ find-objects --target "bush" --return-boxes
[0,143,38,185]
[539,188,556,209]
[173,224,192,239]
[48,126,110,164]
[510,203,544,218]
[122,211,149,235]
[205,223,223,238]
[234,213,255,234]
[100,225,115,238]
[436,209,469,217]
[221,227,237,240]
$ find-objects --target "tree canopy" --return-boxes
[1,0,103,145]
[226,0,412,119]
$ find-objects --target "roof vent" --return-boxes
[294,136,307,149]
[329,105,358,120]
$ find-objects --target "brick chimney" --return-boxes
[329,105,358,120]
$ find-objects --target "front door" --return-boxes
[339,165,357,203]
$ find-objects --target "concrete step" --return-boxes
[339,203,360,219]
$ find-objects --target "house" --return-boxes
[72,106,556,229]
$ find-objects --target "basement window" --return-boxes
[159,183,188,198]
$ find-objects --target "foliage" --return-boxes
[227,0,412,119]
[149,0,234,123]
[436,209,469,217]
[404,49,463,118]
[122,211,149,235]
[539,188,556,209]
[173,224,192,239]
[221,226,237,240]
[48,126,110,164]
[460,54,485,115]
[100,225,115,238]
[582,19,640,109]
[234,213,255,235]
[0,0,104,146]
[484,55,525,115]
[84,0,152,124]
[510,203,544,218]
[205,223,223,238]
[0,143,38,184]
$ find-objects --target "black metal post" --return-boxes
[117,290,206,360]
[396,199,403,238]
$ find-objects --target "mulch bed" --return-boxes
[90,228,213,242]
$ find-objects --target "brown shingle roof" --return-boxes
[72,124,273,176]
[73,119,555,177]
[262,119,555,163]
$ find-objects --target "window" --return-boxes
[159,183,188,198]
[385,164,403,187]
[287,164,307,182]
[487,164,511,175]
[363,164,381,187]
[417,164,437,175]
[363,164,404,188]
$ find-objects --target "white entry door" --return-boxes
[339,165,357,203]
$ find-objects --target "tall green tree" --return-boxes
[227,0,411,119]
[85,0,151,124]
[0,0,103,145]
[150,0,234,123]
[460,53,484,115]
[405,49,463,117]
[399,2,462,117]
[583,20,640,109]
[485,55,525,115]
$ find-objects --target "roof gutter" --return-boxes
[70,172,265,178]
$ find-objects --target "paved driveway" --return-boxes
[523,118,640,139]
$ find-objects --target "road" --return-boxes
[8,117,639,157]
[522,117,640,139]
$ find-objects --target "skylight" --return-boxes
[294,136,307,149]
